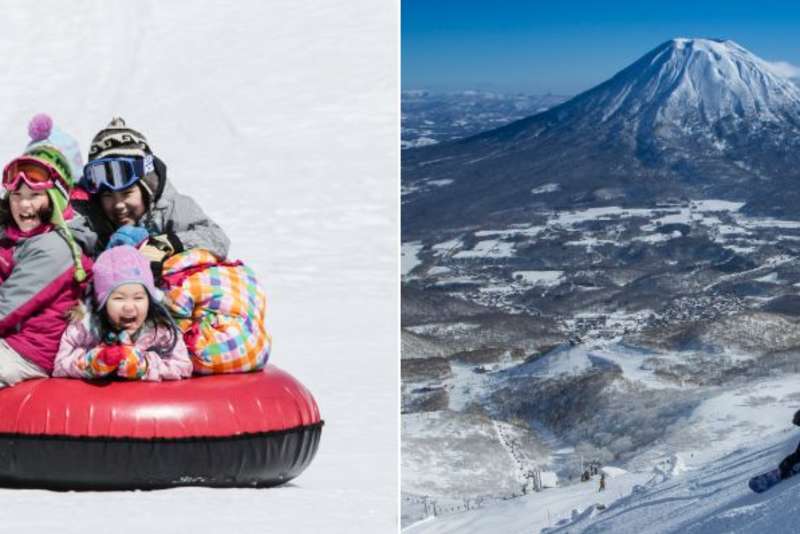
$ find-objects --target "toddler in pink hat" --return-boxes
[53,245,192,381]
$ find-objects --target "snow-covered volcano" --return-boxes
[402,39,800,532]
[402,38,800,238]
[575,38,800,126]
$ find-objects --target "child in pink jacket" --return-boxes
[53,245,192,381]
[0,114,92,389]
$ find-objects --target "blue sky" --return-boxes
[402,0,800,94]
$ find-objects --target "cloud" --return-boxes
[765,60,800,79]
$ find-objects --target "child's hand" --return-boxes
[107,225,149,249]
[86,344,127,376]
[139,243,169,263]
[97,344,128,369]
[142,234,176,257]
[116,347,148,380]
[139,234,177,277]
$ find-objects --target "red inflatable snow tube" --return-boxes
[0,365,322,490]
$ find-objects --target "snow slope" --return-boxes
[0,1,397,532]
[403,466,652,533]
[549,430,800,534]
[403,356,800,533]
[404,415,800,534]
[402,411,549,499]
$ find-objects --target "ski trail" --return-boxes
[493,420,529,485]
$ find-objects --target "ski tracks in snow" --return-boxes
[493,420,531,485]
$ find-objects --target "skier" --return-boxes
[599,472,606,492]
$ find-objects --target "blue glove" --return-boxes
[107,225,150,249]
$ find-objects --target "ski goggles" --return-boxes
[2,157,63,192]
[83,155,154,193]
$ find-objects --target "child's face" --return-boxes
[99,185,146,228]
[105,283,149,335]
[9,183,49,232]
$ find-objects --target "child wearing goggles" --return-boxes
[2,163,54,233]
[0,114,93,389]
[4,157,60,190]
[79,119,269,376]
[77,118,230,267]
[82,155,154,195]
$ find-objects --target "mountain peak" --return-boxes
[669,37,736,50]
[578,37,800,125]
[402,39,800,236]
[658,37,778,75]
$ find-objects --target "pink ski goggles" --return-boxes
[2,157,61,192]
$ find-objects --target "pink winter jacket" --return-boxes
[53,318,193,381]
[0,220,93,373]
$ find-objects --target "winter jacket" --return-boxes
[53,313,192,381]
[0,215,94,373]
[141,180,230,259]
[75,156,230,259]
[161,248,270,374]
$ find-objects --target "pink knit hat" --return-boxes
[93,245,160,307]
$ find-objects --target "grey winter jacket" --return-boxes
[140,181,230,260]
[79,156,230,259]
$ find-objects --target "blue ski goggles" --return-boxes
[82,155,154,193]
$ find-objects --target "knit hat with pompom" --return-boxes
[24,113,84,186]
[7,113,87,282]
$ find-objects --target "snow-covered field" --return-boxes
[547,430,800,533]
[403,200,800,273]
[0,1,397,533]
[404,366,800,533]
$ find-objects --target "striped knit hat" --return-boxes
[88,117,151,160]
[19,114,87,282]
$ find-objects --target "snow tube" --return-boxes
[0,365,322,490]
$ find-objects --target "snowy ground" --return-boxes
[403,466,652,533]
[404,423,800,534]
[401,199,800,280]
[403,357,800,533]
[0,1,397,532]
[549,429,800,534]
